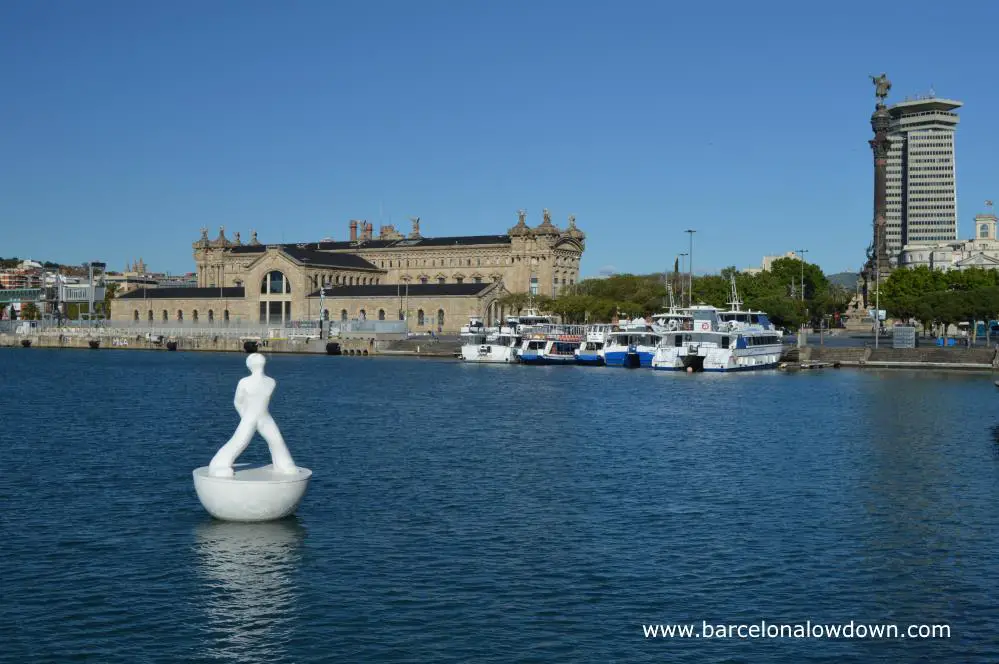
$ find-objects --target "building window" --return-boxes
[420,276,428,284]
[981,224,989,239]
[133,310,139,321]
[437,309,444,328]
[399,310,405,320]
[359,309,366,321]
[530,275,539,296]
[474,276,482,283]
[192,310,199,322]
[261,271,290,294]
[455,276,463,284]
[177,310,183,321]
[341,309,348,321]
[162,310,168,321]
[378,309,385,320]
[224,309,230,322]
[148,310,154,321]
[323,309,329,320]
[438,277,445,284]
[207,310,214,322]
[418,309,425,325]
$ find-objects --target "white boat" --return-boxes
[518,323,586,365]
[575,323,613,365]
[651,278,783,372]
[459,316,520,363]
[650,284,694,334]
[603,317,661,368]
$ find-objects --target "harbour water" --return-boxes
[2,349,998,662]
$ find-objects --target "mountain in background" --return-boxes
[827,272,860,290]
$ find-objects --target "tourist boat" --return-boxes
[517,322,586,365]
[603,317,662,368]
[650,284,694,334]
[651,278,783,372]
[574,323,613,365]
[459,316,520,363]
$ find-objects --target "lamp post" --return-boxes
[679,253,688,306]
[685,230,696,307]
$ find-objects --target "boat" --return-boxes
[651,277,783,372]
[650,283,694,334]
[575,324,613,365]
[518,334,584,365]
[459,316,520,363]
[603,317,662,368]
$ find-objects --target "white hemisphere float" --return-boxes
[193,353,311,522]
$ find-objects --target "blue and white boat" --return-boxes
[574,324,613,365]
[519,336,584,365]
[651,278,783,372]
[603,317,661,368]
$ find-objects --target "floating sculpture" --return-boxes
[193,353,311,522]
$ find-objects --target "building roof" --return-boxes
[118,287,245,299]
[227,235,512,252]
[281,246,380,270]
[308,282,497,298]
[889,98,962,116]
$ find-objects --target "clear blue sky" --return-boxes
[2,0,996,277]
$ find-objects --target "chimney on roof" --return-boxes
[350,220,358,242]
[362,222,373,241]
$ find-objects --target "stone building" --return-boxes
[898,211,999,271]
[110,210,585,332]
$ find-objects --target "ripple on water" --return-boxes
[1,352,998,663]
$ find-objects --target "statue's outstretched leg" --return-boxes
[208,418,257,477]
[257,415,297,474]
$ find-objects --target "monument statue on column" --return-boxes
[863,73,893,306]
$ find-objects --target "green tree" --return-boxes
[20,302,41,320]
[103,282,120,319]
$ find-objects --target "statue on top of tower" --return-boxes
[871,73,891,106]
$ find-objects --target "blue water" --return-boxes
[2,349,998,663]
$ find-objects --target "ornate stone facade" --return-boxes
[191,212,584,296]
[899,212,999,271]
[110,211,584,332]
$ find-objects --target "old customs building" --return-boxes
[112,209,585,332]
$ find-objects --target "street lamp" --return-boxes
[685,230,696,307]
[678,253,688,306]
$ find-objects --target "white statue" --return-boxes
[208,353,296,477]
[193,353,312,522]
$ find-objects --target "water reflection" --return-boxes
[194,519,305,662]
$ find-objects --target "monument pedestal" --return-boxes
[193,464,312,522]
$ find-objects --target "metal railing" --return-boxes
[1,318,409,337]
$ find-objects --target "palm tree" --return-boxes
[102,282,120,319]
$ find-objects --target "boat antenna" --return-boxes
[727,273,743,311]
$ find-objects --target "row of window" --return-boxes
[133,309,229,322]
[322,308,445,327]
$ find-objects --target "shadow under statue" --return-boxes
[193,353,312,522]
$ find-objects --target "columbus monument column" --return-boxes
[863,73,893,307]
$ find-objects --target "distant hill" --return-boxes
[827,272,860,289]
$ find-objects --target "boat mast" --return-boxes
[727,274,743,311]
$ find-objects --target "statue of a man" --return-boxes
[517,209,527,225]
[208,353,297,477]
[543,208,551,224]
[871,73,891,103]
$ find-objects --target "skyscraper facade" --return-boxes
[885,97,962,259]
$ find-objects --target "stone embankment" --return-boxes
[0,331,458,358]
[784,346,999,371]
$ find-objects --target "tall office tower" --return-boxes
[885,96,962,258]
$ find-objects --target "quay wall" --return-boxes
[0,331,454,357]
[793,346,999,370]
